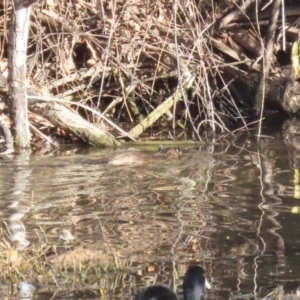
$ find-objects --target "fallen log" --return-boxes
[0,74,120,147]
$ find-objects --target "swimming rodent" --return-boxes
[107,146,182,166]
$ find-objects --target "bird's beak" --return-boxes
[205,278,211,289]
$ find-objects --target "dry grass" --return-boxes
[0,235,123,285]
[0,0,244,140]
[2,0,294,142]
[262,286,300,300]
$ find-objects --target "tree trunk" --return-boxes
[7,0,31,149]
[254,0,281,115]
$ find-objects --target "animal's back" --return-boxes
[136,285,177,300]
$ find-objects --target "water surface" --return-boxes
[1,134,300,299]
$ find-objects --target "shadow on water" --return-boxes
[1,131,300,299]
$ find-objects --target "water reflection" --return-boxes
[0,137,300,299]
[1,155,32,250]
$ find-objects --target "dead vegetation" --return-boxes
[0,0,300,146]
[262,286,300,300]
[0,230,123,286]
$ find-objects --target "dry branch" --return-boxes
[35,102,119,147]
[215,0,256,30]
[1,0,299,145]
[254,0,281,115]
[129,72,195,138]
[0,74,120,147]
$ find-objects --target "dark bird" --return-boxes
[136,266,211,300]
